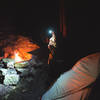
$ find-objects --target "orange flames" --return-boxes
[0,35,40,62]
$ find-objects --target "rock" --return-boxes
[7,62,15,68]
[2,59,14,64]
[4,74,20,86]
[0,58,51,100]
[14,61,29,68]
[2,58,29,68]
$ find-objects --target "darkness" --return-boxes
[0,0,100,63]
[0,1,100,99]
[0,0,100,70]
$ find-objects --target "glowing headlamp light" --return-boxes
[48,30,53,34]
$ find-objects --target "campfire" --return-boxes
[0,35,40,64]
[0,34,41,88]
[0,33,56,99]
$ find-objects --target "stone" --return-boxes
[14,61,29,68]
[4,74,20,86]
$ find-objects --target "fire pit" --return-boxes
[0,35,50,100]
[0,57,50,100]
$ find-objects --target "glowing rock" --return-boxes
[4,68,20,86]
[4,74,19,86]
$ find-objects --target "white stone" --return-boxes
[7,61,15,68]
[4,74,20,86]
